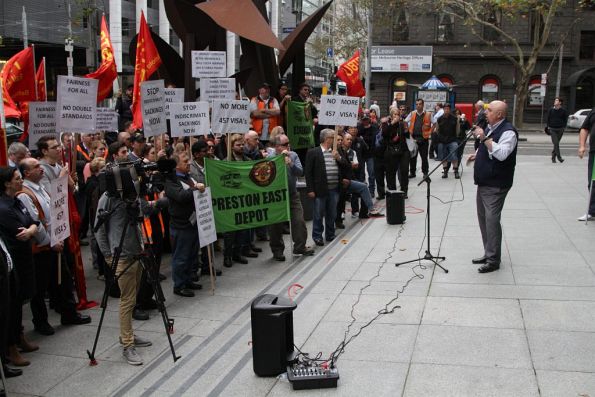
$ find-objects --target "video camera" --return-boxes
[99,158,176,203]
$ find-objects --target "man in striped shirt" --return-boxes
[305,128,348,246]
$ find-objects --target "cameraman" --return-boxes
[95,155,152,366]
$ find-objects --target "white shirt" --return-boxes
[485,119,518,161]
[17,179,51,246]
[432,108,444,124]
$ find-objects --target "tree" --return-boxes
[434,0,567,127]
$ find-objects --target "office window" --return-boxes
[392,9,409,42]
[122,17,131,36]
[437,13,454,42]
[482,8,501,42]
[580,31,595,60]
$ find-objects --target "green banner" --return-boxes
[286,100,315,150]
[592,158,595,181]
[205,156,290,233]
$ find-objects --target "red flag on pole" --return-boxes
[336,50,366,97]
[36,57,46,101]
[85,15,118,102]
[130,12,162,130]
[0,46,37,107]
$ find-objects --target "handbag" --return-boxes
[544,126,550,135]
[406,137,418,157]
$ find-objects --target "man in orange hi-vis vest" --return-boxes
[405,98,433,179]
[249,82,280,145]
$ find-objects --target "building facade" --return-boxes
[370,2,595,122]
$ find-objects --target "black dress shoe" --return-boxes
[557,156,564,163]
[191,272,199,282]
[158,273,167,281]
[408,173,416,178]
[377,194,386,200]
[472,256,488,264]
[223,257,233,268]
[326,236,335,242]
[138,299,159,310]
[250,246,263,253]
[478,262,500,273]
[314,240,324,246]
[232,255,248,264]
[174,288,195,297]
[133,308,149,321]
[34,322,55,336]
[201,268,223,276]
[273,253,286,261]
[3,366,23,378]
[186,282,203,290]
[242,250,258,258]
[293,247,315,256]
[61,313,92,325]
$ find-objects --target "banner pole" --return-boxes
[333,125,340,152]
[58,252,62,285]
[207,244,215,295]
[226,132,232,160]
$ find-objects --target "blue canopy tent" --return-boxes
[415,75,454,111]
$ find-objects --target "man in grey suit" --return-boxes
[469,101,518,273]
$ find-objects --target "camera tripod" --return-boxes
[87,201,180,365]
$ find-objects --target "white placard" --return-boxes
[28,102,57,149]
[318,95,360,127]
[169,102,210,137]
[370,46,433,73]
[199,78,236,104]
[95,107,119,132]
[140,80,166,137]
[164,88,184,119]
[191,51,227,79]
[56,76,98,133]
[50,174,70,247]
[210,100,250,134]
[194,188,217,248]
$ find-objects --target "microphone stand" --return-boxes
[395,128,476,273]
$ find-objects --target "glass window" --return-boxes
[437,13,454,42]
[392,9,409,42]
[482,8,501,41]
[122,17,131,36]
[580,31,595,60]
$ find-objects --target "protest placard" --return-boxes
[50,174,70,247]
[191,51,226,78]
[169,102,210,137]
[56,76,98,133]
[140,80,166,137]
[0,80,5,130]
[199,78,235,104]
[95,107,119,132]
[193,188,218,248]
[164,87,184,119]
[204,156,290,233]
[210,100,250,134]
[28,102,57,149]
[318,95,360,126]
[286,101,315,150]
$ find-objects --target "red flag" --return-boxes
[36,57,46,101]
[131,12,162,130]
[0,47,37,106]
[336,50,366,97]
[85,15,118,102]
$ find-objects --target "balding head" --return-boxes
[486,100,507,125]
[244,130,260,150]
[475,100,484,110]
[19,157,44,183]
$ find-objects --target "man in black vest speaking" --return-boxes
[468,101,518,273]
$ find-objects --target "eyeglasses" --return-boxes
[278,143,289,147]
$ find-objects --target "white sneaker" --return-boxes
[123,346,143,365]
[120,335,152,347]
[577,214,593,221]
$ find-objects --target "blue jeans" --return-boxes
[362,157,375,195]
[439,141,459,162]
[312,188,339,242]
[170,226,199,290]
[347,180,374,210]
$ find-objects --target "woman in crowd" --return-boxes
[0,167,39,367]
[382,107,410,198]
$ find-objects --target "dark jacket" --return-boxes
[115,95,133,130]
[436,114,459,144]
[304,146,348,197]
[474,119,518,188]
[381,120,409,153]
[547,107,569,129]
[164,173,196,229]
[357,123,380,159]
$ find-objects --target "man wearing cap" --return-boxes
[249,83,280,146]
[129,134,146,162]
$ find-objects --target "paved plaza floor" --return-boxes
[4,149,595,396]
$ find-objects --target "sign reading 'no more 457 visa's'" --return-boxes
[318,95,360,127]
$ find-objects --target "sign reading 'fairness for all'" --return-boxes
[318,95,360,126]
[28,102,57,149]
[169,102,210,137]
[164,88,184,119]
[210,100,250,134]
[140,80,166,137]
[56,76,98,133]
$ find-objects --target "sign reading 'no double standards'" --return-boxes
[28,102,57,149]
[210,100,250,134]
[169,101,210,137]
[56,76,98,133]
[318,95,360,127]
[140,80,166,137]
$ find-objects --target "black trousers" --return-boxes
[386,149,410,193]
[409,139,429,176]
[31,250,78,324]
[0,266,9,362]
[8,271,21,345]
[374,156,386,197]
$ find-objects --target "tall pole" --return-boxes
[66,3,74,77]
[32,44,38,101]
[555,43,563,98]
[22,6,28,48]
[365,6,372,107]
